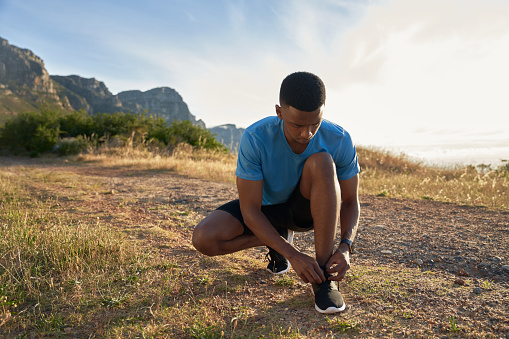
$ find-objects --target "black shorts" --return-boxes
[216,183,314,235]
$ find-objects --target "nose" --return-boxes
[300,127,313,140]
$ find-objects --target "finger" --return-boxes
[316,265,326,283]
[326,262,343,275]
[325,256,336,270]
[298,273,309,284]
[307,269,322,285]
[329,265,350,281]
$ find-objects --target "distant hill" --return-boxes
[208,124,245,152]
[0,37,247,148]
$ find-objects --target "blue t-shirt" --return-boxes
[235,116,360,206]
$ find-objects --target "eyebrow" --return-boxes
[293,121,321,127]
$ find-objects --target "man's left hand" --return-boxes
[325,243,351,281]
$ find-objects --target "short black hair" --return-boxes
[279,71,326,112]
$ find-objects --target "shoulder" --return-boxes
[318,119,350,139]
[242,116,281,142]
[245,116,280,133]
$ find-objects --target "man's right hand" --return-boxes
[288,251,326,284]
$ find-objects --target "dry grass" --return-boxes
[357,147,509,210]
[77,144,509,210]
[77,143,237,184]
[0,151,507,338]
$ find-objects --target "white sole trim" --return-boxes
[315,303,346,314]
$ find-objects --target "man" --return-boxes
[192,71,360,314]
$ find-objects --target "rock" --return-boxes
[473,287,482,294]
[414,259,423,265]
[454,279,465,286]
[380,250,393,254]
[502,265,509,272]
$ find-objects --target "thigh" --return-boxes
[215,199,292,234]
[195,207,246,241]
[215,199,253,235]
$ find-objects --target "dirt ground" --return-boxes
[2,157,508,338]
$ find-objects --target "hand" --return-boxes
[288,251,326,284]
[325,244,351,281]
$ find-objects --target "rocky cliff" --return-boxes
[0,37,202,127]
[0,37,71,115]
[51,75,204,127]
[118,88,202,127]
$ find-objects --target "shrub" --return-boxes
[0,109,227,155]
[0,109,62,153]
[161,120,227,152]
[54,136,89,156]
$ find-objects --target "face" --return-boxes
[276,104,323,152]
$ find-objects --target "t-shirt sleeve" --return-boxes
[235,130,264,181]
[334,131,360,181]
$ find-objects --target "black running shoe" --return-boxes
[312,268,346,314]
[266,228,294,274]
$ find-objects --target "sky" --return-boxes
[1,0,508,166]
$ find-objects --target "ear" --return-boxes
[275,105,283,120]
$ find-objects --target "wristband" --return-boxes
[340,239,354,254]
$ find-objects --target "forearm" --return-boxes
[243,209,297,258]
[339,200,360,243]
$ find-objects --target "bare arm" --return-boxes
[237,177,326,284]
[236,177,296,258]
[326,174,360,281]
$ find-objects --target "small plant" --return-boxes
[326,317,360,333]
[274,275,295,287]
[449,316,460,332]
[377,190,389,197]
[402,311,413,319]
[482,280,492,290]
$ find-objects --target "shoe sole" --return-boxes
[266,230,294,275]
[314,303,346,314]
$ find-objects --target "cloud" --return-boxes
[323,0,509,148]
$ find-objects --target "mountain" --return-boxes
[0,37,203,127]
[209,124,245,152]
[0,37,244,147]
[51,75,204,127]
[0,37,72,122]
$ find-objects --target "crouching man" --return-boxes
[192,71,360,313]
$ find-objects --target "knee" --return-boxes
[304,152,336,177]
[192,222,216,256]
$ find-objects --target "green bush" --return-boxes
[0,109,227,155]
[0,109,62,153]
[54,136,89,156]
[152,120,226,152]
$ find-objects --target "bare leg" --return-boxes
[299,152,340,267]
[192,210,264,256]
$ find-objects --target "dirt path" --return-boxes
[2,157,508,337]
